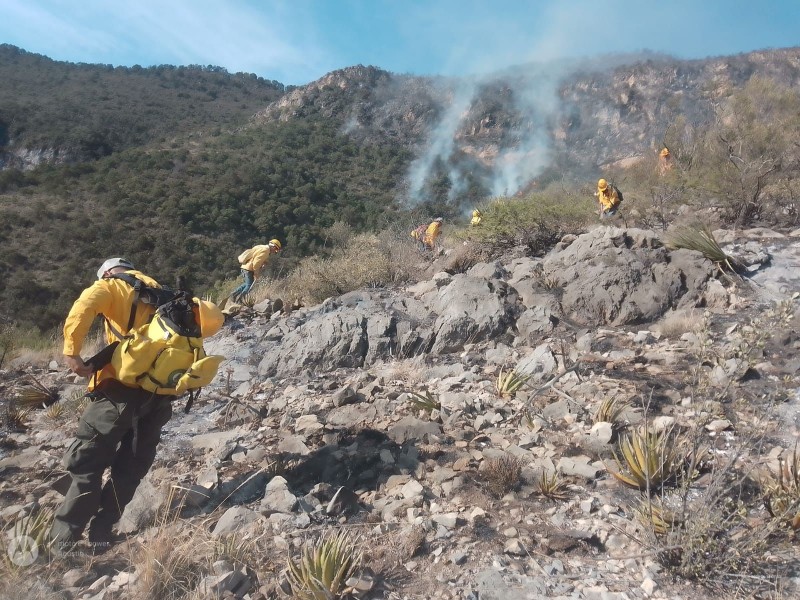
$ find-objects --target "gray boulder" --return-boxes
[541,227,712,326]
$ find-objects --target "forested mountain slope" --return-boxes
[2,45,800,332]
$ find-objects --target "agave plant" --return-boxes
[593,396,629,426]
[495,367,529,399]
[608,426,682,491]
[536,471,570,501]
[286,530,362,600]
[407,389,441,414]
[762,445,800,529]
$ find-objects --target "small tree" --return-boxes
[700,77,800,227]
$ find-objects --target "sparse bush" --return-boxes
[1,506,53,568]
[483,455,523,498]
[285,529,362,600]
[44,402,65,421]
[4,402,28,431]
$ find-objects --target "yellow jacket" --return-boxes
[597,186,621,210]
[239,245,272,277]
[424,221,441,246]
[63,269,161,387]
[470,212,482,227]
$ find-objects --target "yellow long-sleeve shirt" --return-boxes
[63,269,161,387]
[239,245,272,278]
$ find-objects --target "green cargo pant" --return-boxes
[50,380,172,545]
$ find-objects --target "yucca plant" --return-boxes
[4,403,29,432]
[608,426,682,491]
[495,367,529,399]
[536,471,570,501]
[286,530,362,600]
[664,224,741,273]
[407,389,441,414]
[44,402,65,421]
[2,507,53,568]
[762,445,800,529]
[15,376,59,410]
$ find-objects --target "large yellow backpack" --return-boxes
[110,293,225,409]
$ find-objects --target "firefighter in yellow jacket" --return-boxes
[52,258,171,551]
[594,179,623,218]
[423,217,443,250]
[470,209,482,227]
[231,239,281,302]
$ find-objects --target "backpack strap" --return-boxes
[105,273,146,338]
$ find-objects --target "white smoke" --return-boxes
[406,81,476,203]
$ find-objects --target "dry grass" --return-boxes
[761,445,800,529]
[653,309,704,339]
[254,232,423,308]
[483,455,523,498]
[132,524,206,600]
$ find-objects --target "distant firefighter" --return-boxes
[659,147,673,174]
[424,217,443,249]
[470,209,482,227]
[594,178,623,218]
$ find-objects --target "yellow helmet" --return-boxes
[193,299,224,338]
[473,209,482,217]
[660,147,670,157]
[597,178,608,190]
[269,239,282,251]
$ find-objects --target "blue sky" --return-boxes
[2,0,799,86]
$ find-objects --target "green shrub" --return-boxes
[467,190,593,255]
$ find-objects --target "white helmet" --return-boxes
[97,257,135,280]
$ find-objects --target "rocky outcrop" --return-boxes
[247,227,716,378]
[540,227,713,326]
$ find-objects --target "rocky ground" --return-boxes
[1,225,800,600]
